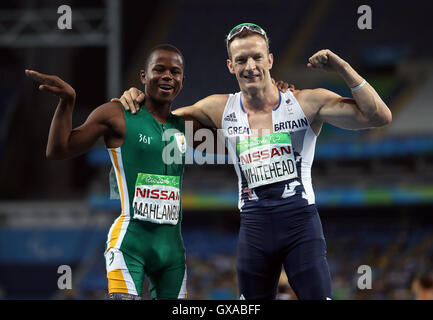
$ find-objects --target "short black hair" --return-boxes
[143,44,185,71]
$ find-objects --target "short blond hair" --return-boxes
[226,29,270,60]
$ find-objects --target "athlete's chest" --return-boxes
[236,106,296,138]
[224,92,310,138]
[246,112,273,137]
[124,117,185,161]
[125,120,165,151]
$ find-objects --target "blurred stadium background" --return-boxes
[1,0,432,300]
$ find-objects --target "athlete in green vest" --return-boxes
[26,45,189,300]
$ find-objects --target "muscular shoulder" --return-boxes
[294,88,339,118]
[90,100,122,115]
[89,101,125,138]
[93,101,124,123]
[295,88,336,106]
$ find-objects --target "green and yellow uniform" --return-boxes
[104,106,187,299]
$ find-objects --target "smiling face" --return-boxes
[140,49,184,104]
[227,34,273,94]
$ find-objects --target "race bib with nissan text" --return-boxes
[237,132,298,189]
[132,173,180,225]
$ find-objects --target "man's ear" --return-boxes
[268,53,274,70]
[227,59,235,74]
[139,69,146,85]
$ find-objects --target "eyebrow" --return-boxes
[235,53,263,61]
[153,64,183,74]
[154,63,182,68]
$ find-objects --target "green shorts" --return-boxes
[105,247,187,299]
[104,218,187,299]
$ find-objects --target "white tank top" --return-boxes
[222,90,317,212]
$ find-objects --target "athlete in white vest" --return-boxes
[222,89,317,213]
[117,23,392,299]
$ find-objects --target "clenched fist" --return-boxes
[307,49,347,73]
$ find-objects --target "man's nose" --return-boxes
[245,57,256,71]
[162,70,173,80]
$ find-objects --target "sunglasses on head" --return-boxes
[226,23,267,45]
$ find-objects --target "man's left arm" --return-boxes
[307,49,392,129]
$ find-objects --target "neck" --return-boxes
[241,80,279,111]
[145,99,171,123]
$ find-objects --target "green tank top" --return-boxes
[106,106,186,251]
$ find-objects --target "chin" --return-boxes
[247,80,260,86]
[160,93,179,103]
[242,81,262,93]
[156,97,173,104]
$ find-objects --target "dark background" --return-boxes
[0,0,432,300]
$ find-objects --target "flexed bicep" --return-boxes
[313,89,377,130]
[319,97,374,130]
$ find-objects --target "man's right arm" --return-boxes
[46,101,123,159]
[173,95,228,154]
[26,70,123,160]
[173,94,228,129]
[112,86,228,129]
